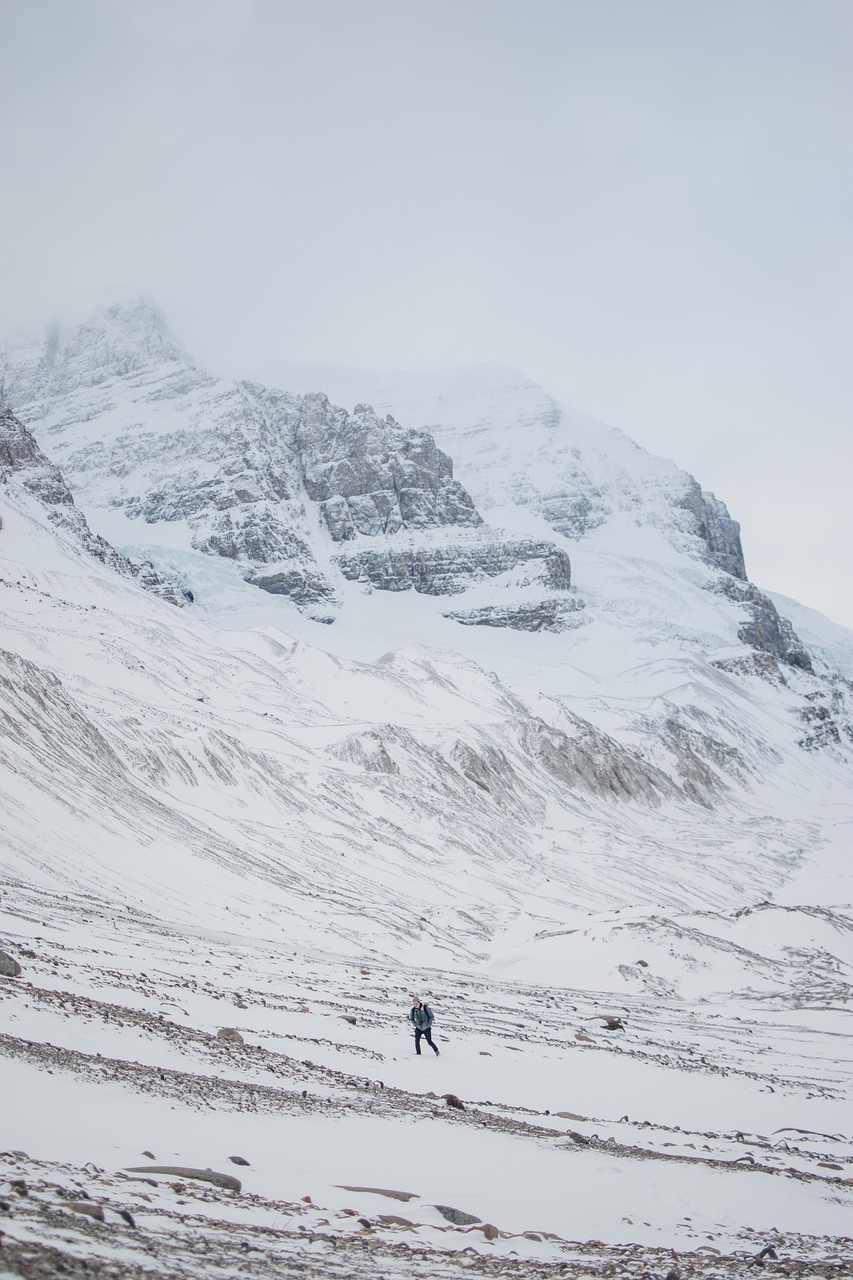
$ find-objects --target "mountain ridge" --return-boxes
[0,300,809,671]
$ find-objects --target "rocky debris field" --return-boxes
[3,1150,853,1280]
[1,897,852,1280]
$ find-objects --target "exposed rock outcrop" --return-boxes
[719,577,812,671]
[444,597,584,633]
[244,564,339,609]
[539,488,606,539]
[0,949,22,977]
[330,730,400,774]
[335,539,571,597]
[296,397,482,540]
[447,740,535,814]
[0,409,191,606]
[797,680,853,752]
[679,482,747,579]
[516,717,678,806]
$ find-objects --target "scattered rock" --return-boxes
[598,1015,625,1031]
[443,1093,465,1110]
[118,1174,158,1189]
[565,1131,590,1145]
[0,951,21,978]
[336,1185,418,1202]
[123,1166,241,1192]
[216,1028,244,1044]
[435,1204,481,1226]
[61,1202,105,1222]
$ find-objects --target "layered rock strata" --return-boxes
[1,305,577,624]
[335,539,571,596]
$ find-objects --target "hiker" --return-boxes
[409,996,440,1055]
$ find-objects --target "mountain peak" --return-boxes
[0,294,190,413]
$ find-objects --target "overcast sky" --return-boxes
[2,0,851,625]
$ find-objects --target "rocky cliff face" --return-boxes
[1,300,820,661]
[718,577,812,671]
[679,482,747,579]
[0,408,190,606]
[295,396,482,540]
[1,303,578,630]
[260,360,752,581]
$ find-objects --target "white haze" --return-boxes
[1,0,851,623]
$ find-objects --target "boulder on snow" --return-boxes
[61,1202,105,1222]
[565,1130,590,1145]
[0,951,21,978]
[435,1204,481,1226]
[216,1027,244,1044]
[123,1166,241,1192]
[474,1222,501,1240]
[336,1185,418,1202]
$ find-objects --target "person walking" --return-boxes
[409,996,440,1055]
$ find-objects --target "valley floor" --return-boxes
[2,891,852,1279]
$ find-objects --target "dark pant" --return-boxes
[415,1027,438,1055]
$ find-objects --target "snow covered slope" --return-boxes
[1,299,852,1276]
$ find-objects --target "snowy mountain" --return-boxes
[1,299,851,1278]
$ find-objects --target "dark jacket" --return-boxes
[409,1003,434,1031]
